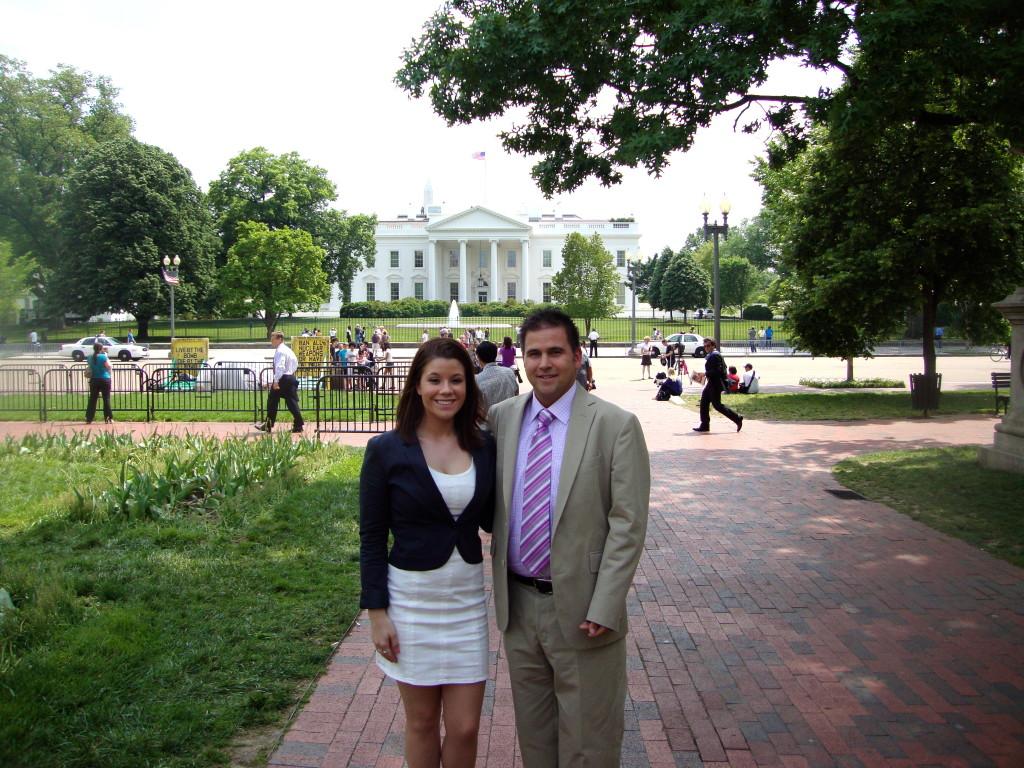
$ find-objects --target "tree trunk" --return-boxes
[584,318,592,334]
[137,316,151,340]
[921,288,938,378]
[845,357,854,382]
[264,311,279,337]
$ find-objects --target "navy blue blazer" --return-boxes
[359,429,496,610]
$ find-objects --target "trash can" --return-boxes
[909,372,942,412]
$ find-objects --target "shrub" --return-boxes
[800,377,905,389]
[742,304,774,320]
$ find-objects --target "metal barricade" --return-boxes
[42,364,149,421]
[314,363,409,433]
[0,367,45,420]
[147,365,261,422]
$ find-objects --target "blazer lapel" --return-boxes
[501,395,530,511]
[552,386,597,533]
[406,439,449,519]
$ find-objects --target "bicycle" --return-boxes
[990,344,1010,362]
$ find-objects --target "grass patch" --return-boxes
[834,445,1024,567]
[695,390,996,421]
[799,377,905,389]
[0,433,364,767]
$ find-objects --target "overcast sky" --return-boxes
[3,0,836,254]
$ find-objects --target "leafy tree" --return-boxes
[660,251,710,320]
[208,147,375,299]
[0,240,35,324]
[645,247,674,312]
[759,122,1024,382]
[397,1,1021,195]
[0,56,133,322]
[717,256,756,313]
[61,138,219,338]
[550,232,619,333]
[219,222,330,336]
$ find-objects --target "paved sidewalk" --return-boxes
[261,391,1023,768]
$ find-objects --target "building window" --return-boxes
[542,282,552,303]
[478,290,488,303]
[414,250,423,268]
[542,249,552,268]
[616,250,626,268]
[414,282,424,300]
[507,250,517,268]
[450,282,459,302]
[390,250,400,268]
[390,282,400,301]
[450,251,459,268]
[616,282,626,305]
[479,250,487,268]
[366,282,376,301]
[507,281,517,301]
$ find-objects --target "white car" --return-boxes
[629,332,708,358]
[61,336,150,362]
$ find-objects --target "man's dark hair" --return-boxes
[476,340,498,364]
[519,307,580,350]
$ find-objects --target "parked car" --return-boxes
[628,332,708,358]
[61,336,150,362]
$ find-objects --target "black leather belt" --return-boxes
[511,572,553,594]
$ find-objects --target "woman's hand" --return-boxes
[368,608,400,662]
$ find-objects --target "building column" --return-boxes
[434,241,444,301]
[459,240,468,303]
[520,239,531,301]
[490,239,499,303]
[426,239,436,300]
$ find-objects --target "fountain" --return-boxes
[395,298,510,330]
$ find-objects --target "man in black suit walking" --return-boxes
[693,338,743,433]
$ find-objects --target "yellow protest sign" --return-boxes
[171,338,209,371]
[291,336,329,369]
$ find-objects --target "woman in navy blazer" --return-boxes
[360,337,495,768]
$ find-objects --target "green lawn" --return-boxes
[0,434,364,767]
[834,445,1024,567]
[695,390,996,421]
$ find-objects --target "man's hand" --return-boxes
[272,382,280,390]
[579,620,609,638]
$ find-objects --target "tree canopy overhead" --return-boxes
[397,1,1022,195]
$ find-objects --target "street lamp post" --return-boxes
[701,196,731,343]
[626,252,647,349]
[162,255,181,339]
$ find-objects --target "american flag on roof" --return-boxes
[161,268,180,286]
[471,151,486,160]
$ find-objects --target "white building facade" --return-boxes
[336,205,641,311]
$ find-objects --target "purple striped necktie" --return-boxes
[520,408,554,576]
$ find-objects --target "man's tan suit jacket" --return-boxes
[489,385,651,649]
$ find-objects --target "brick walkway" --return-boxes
[3,387,1022,766]
[258,381,1023,768]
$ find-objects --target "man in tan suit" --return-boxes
[488,308,650,768]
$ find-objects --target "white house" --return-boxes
[325,188,643,312]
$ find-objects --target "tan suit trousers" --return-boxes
[505,580,627,768]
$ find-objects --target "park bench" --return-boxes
[992,371,1011,415]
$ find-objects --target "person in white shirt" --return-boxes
[738,363,759,394]
[257,331,304,433]
[588,328,600,357]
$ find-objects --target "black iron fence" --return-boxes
[0,362,412,432]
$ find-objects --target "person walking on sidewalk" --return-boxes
[488,308,650,768]
[85,342,114,424]
[359,338,496,768]
[693,337,743,433]
[257,331,303,433]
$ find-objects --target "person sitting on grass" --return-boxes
[738,363,759,394]
[726,366,740,393]
[653,369,683,401]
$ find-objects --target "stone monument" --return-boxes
[978,286,1024,474]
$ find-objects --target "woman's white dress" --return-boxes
[375,461,488,685]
